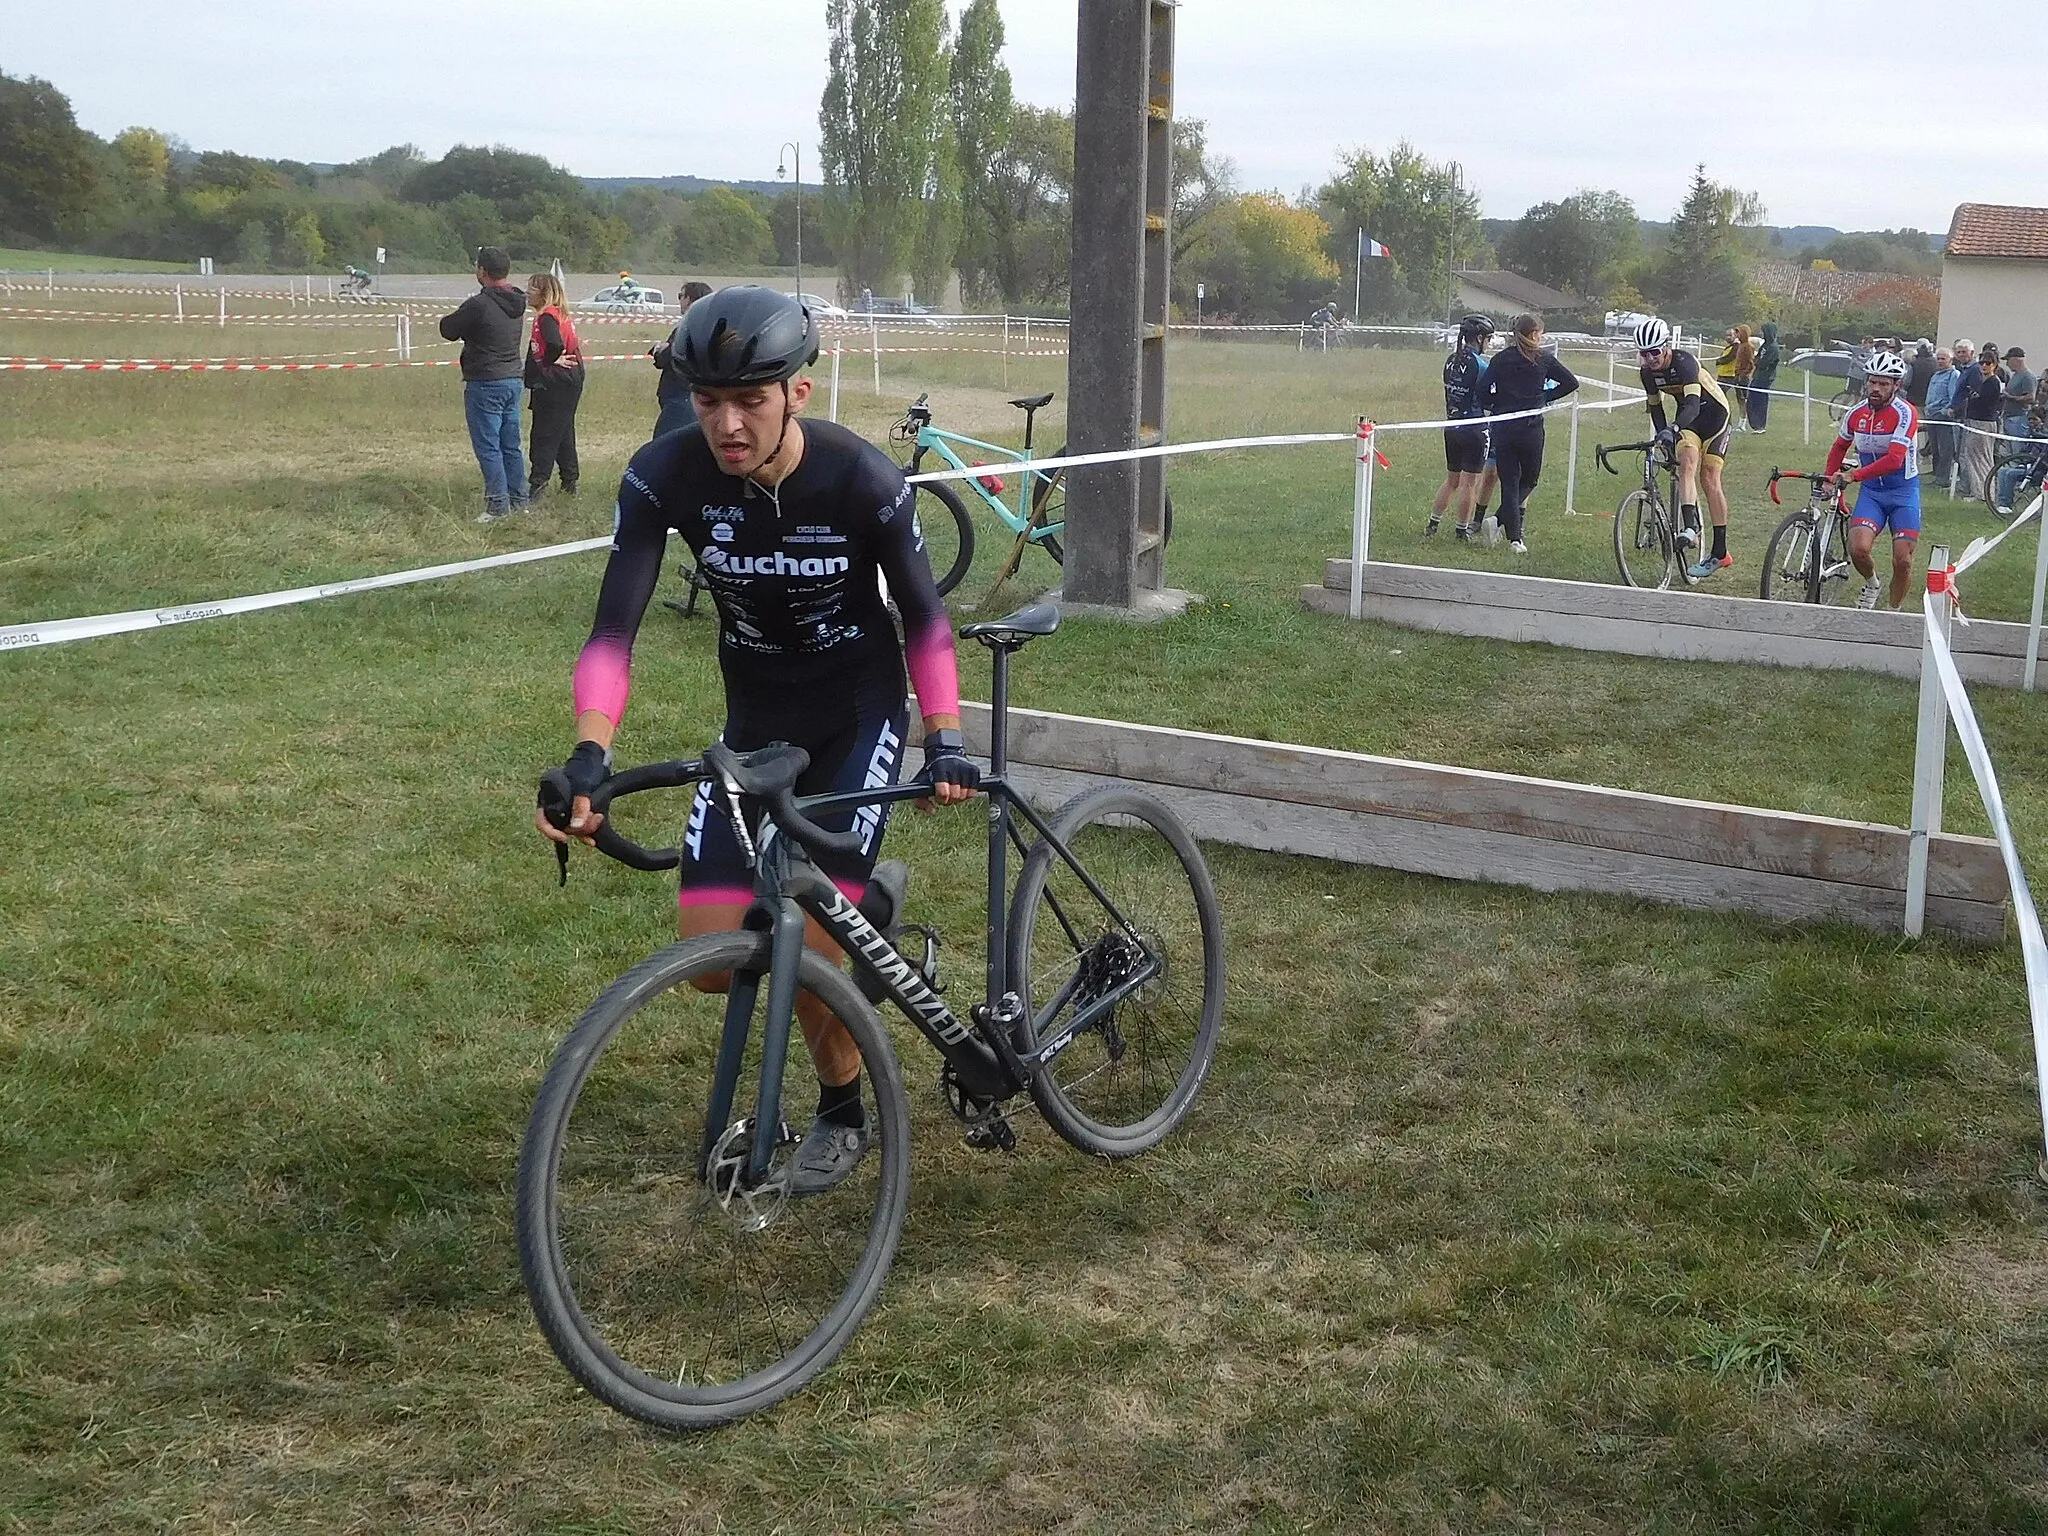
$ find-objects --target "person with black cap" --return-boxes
[438,245,530,522]
[538,286,974,1196]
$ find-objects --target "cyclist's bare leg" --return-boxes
[1457,471,1480,527]
[1847,522,1879,580]
[1675,437,1702,510]
[680,902,862,1087]
[1888,532,1917,609]
[1701,457,1730,530]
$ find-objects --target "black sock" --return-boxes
[1681,502,1699,526]
[1711,525,1728,559]
[819,1071,865,1128]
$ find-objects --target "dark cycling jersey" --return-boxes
[1641,349,1731,438]
[573,418,960,728]
[1443,346,1488,420]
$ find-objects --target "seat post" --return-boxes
[986,644,1010,778]
[1020,406,1037,454]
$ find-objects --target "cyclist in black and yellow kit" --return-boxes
[1634,315,1735,580]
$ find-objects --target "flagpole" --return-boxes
[1355,228,1363,320]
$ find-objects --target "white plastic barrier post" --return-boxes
[1905,545,1953,937]
[175,285,183,323]
[1802,371,1811,446]
[1565,396,1582,514]
[327,276,334,300]
[47,268,54,295]
[1024,315,1032,356]
[1348,418,1375,620]
[218,289,226,329]
[1002,315,1011,388]
[2029,504,2048,692]
[870,316,881,395]
[829,346,843,423]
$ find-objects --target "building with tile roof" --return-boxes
[1938,204,2048,351]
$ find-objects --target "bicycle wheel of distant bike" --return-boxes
[1828,386,1860,423]
[516,932,911,1431]
[1030,449,1175,566]
[913,480,975,597]
[1006,784,1225,1158]
[1612,488,1675,590]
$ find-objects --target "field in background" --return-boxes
[5,299,2048,1531]
[0,247,192,274]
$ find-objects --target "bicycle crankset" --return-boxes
[939,1062,1018,1152]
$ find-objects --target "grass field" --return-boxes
[0,248,193,275]
[6,307,2048,1531]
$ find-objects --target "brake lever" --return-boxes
[537,767,576,888]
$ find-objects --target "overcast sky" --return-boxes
[11,1,2044,233]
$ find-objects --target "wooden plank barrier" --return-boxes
[1303,560,2042,688]
[955,702,2010,943]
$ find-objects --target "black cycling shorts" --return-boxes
[1680,400,1733,463]
[1443,424,1488,475]
[679,662,909,909]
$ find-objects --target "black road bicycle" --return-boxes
[518,602,1226,1430]
[1601,439,1716,591]
[1759,469,1855,605]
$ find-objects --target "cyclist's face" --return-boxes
[693,378,813,474]
[1867,376,1899,406]
[1641,346,1670,371]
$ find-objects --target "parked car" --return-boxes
[588,284,666,312]
[795,291,850,319]
[850,294,944,327]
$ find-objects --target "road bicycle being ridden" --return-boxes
[518,602,1226,1430]
[339,266,373,300]
[1600,439,1717,591]
[1759,469,1855,605]
[892,392,1174,597]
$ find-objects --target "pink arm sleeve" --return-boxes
[572,638,633,726]
[903,614,961,718]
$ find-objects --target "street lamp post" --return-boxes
[777,142,802,302]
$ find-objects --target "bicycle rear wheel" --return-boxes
[912,480,975,597]
[1007,785,1225,1158]
[1032,449,1175,566]
[1813,513,1854,604]
[517,931,910,1431]
[1613,488,1674,589]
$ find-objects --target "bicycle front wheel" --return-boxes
[913,480,975,597]
[516,931,911,1431]
[1613,487,1673,589]
[1760,511,1817,602]
[1007,785,1225,1158]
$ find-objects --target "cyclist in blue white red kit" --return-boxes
[535,286,978,1193]
[1823,349,1920,610]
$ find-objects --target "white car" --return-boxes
[795,291,850,319]
[588,284,666,312]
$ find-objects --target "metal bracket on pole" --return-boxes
[1905,545,1953,937]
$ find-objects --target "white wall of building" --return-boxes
[1938,257,2048,348]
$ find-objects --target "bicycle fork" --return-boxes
[695,897,809,1187]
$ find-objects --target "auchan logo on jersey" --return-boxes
[699,547,851,578]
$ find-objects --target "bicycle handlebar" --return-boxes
[1595,441,1662,476]
[1766,467,1839,507]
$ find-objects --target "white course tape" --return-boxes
[0,537,611,652]
[1924,605,2048,1159]
[1952,492,2046,579]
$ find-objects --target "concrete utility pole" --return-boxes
[1064,0,1178,610]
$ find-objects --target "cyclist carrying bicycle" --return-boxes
[536,286,979,1193]
[1823,349,1921,609]
[1634,315,1735,581]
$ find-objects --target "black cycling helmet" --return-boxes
[1458,313,1495,343]
[672,285,820,387]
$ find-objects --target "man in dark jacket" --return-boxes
[649,280,715,438]
[439,245,529,522]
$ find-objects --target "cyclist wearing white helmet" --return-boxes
[1635,316,1735,580]
[538,286,976,1194]
[1824,347,1921,609]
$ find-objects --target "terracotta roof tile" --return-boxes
[1947,204,2048,260]
[1456,269,1580,310]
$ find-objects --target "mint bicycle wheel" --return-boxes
[1031,448,1174,565]
[913,481,974,596]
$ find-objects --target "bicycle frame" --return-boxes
[704,644,1158,1184]
[909,425,1060,544]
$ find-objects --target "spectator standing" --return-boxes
[1729,324,1756,430]
[1905,339,1936,413]
[438,245,529,523]
[1924,348,1961,493]
[1477,313,1579,554]
[1748,321,1781,431]
[650,281,716,438]
[523,271,585,503]
[1716,328,1743,423]
[2003,347,2037,438]
[1960,350,2005,500]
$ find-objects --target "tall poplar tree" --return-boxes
[949,0,1014,308]
[819,0,952,299]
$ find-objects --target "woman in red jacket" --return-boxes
[524,271,586,501]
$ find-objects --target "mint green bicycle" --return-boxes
[891,391,1172,596]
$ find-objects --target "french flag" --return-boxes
[1360,234,1392,259]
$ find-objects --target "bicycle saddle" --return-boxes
[959,602,1061,649]
[1008,392,1055,412]
[704,741,811,797]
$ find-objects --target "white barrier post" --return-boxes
[1002,315,1011,388]
[1565,396,1582,514]
[1802,371,1811,446]
[327,276,334,300]
[2028,504,2048,692]
[1606,347,1615,396]
[47,268,54,295]
[1905,544,1953,937]
[829,346,843,423]
[175,285,183,324]
[1348,418,1374,620]
[870,316,881,395]
[218,289,226,328]
[1024,315,1032,355]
